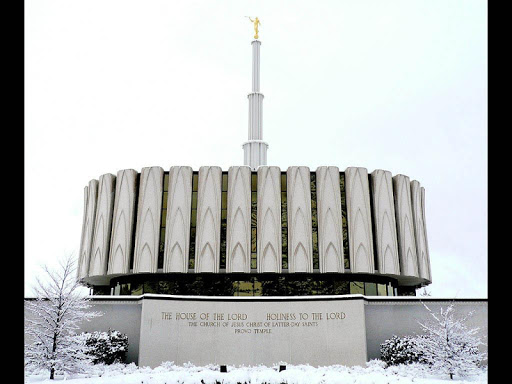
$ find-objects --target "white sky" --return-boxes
[25,0,487,298]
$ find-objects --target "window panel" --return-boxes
[350,281,364,295]
[163,173,169,192]
[131,283,143,296]
[163,192,168,209]
[340,173,350,269]
[109,275,399,297]
[251,173,258,191]
[365,282,377,296]
[281,173,288,269]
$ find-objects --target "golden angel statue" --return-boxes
[248,17,261,39]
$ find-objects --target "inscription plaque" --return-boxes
[138,296,367,367]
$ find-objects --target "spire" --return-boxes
[243,19,268,170]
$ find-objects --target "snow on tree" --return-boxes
[413,302,486,379]
[24,255,102,379]
[380,335,425,366]
[79,329,129,365]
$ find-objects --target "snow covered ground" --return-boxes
[25,360,487,384]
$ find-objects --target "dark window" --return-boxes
[220,172,228,269]
[368,173,379,271]
[333,280,350,295]
[92,286,110,295]
[109,274,399,297]
[340,172,350,269]
[251,173,257,269]
[311,173,319,269]
[397,286,417,296]
[129,173,141,270]
[144,281,158,294]
[189,172,199,269]
[281,172,288,269]
[120,283,131,295]
[131,283,143,296]
[158,172,169,269]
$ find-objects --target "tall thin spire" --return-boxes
[243,19,268,170]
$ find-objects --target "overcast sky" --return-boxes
[25,0,487,297]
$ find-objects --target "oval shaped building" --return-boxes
[77,39,432,298]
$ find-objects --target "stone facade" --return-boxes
[78,166,432,289]
[29,296,486,367]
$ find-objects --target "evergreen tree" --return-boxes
[79,329,129,365]
[24,255,102,379]
[414,302,486,379]
[380,335,425,366]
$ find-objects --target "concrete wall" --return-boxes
[80,300,142,365]
[25,296,487,367]
[24,298,142,365]
[364,298,488,361]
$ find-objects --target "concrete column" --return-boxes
[370,169,400,276]
[108,169,138,275]
[194,166,222,273]
[421,187,432,282]
[226,166,252,273]
[133,167,164,273]
[345,167,375,273]
[164,166,193,273]
[89,173,116,277]
[393,175,419,278]
[77,179,98,280]
[287,166,313,273]
[411,180,430,281]
[257,166,282,273]
[316,166,344,273]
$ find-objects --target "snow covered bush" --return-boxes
[413,302,487,379]
[80,329,128,364]
[24,255,102,379]
[380,335,424,366]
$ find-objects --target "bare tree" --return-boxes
[414,302,486,379]
[24,255,101,379]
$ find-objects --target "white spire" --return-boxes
[243,40,268,170]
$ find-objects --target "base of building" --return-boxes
[50,295,488,367]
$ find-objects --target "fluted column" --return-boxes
[243,40,268,170]
[345,167,375,273]
[287,166,313,273]
[77,179,98,280]
[257,166,282,273]
[89,173,116,277]
[393,174,419,278]
[370,169,400,276]
[316,166,344,273]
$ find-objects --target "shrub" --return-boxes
[380,335,424,366]
[81,329,128,365]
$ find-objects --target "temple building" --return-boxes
[77,36,432,299]
[67,25,486,368]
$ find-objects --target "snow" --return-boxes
[24,360,488,384]
[25,256,102,378]
[414,303,486,379]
